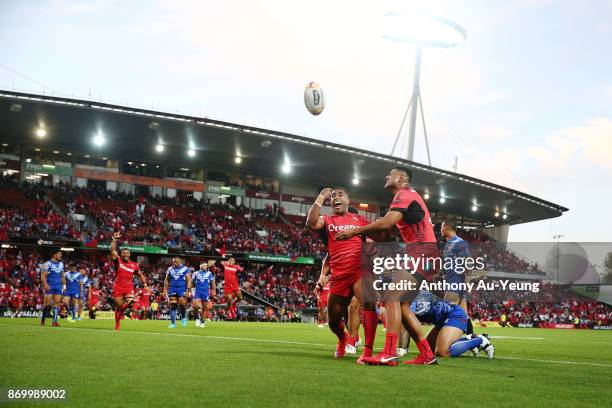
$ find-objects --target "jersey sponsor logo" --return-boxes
[327,223,362,233]
[119,264,136,274]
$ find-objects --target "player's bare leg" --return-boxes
[178,296,189,327]
[193,299,202,327]
[226,293,234,320]
[346,297,361,353]
[113,295,126,331]
[327,294,351,358]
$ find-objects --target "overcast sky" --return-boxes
[1,0,611,242]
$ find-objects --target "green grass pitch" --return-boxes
[0,319,611,407]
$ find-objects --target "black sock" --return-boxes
[467,319,474,335]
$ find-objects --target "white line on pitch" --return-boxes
[490,336,544,340]
[17,325,612,368]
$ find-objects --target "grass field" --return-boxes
[0,318,611,407]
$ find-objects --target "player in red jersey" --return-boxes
[336,166,438,365]
[307,187,381,363]
[221,258,243,320]
[88,285,101,319]
[137,286,151,320]
[110,232,147,330]
[314,260,330,327]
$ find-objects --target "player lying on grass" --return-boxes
[63,263,82,322]
[40,248,65,327]
[164,256,192,328]
[110,232,148,331]
[192,261,216,328]
[307,187,383,364]
[411,291,494,359]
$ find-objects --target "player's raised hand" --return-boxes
[318,188,333,200]
[335,228,357,240]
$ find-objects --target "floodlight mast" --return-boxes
[386,14,467,163]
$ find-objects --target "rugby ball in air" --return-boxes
[304,82,325,115]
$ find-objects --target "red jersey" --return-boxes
[223,264,243,284]
[389,187,436,243]
[321,281,330,296]
[322,213,369,273]
[89,289,101,306]
[138,287,151,306]
[113,258,140,287]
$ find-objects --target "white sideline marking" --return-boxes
[490,336,544,340]
[6,324,612,368]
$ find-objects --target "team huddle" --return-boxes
[307,165,495,365]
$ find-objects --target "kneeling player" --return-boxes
[411,291,494,359]
[110,233,148,331]
[192,261,216,328]
[163,257,192,328]
[307,187,380,364]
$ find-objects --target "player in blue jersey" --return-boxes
[163,256,192,328]
[77,267,91,321]
[192,261,216,328]
[40,249,66,327]
[411,291,494,359]
[63,263,83,322]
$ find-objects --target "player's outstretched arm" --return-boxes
[306,188,332,230]
[335,210,403,240]
[137,270,147,287]
[211,278,217,300]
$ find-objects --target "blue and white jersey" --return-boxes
[193,270,214,292]
[80,275,92,297]
[166,264,190,287]
[42,260,64,286]
[442,235,470,275]
[410,291,455,327]
[64,270,82,293]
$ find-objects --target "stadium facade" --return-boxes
[0,90,567,245]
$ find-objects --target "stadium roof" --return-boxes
[0,90,568,225]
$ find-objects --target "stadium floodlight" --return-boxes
[187,149,196,157]
[281,162,291,174]
[155,143,164,153]
[494,211,500,217]
[352,177,359,186]
[439,197,446,204]
[386,12,467,163]
[35,127,47,138]
[471,205,478,212]
[235,156,242,164]
[423,192,430,200]
[53,150,60,154]
[93,133,106,147]
[502,214,507,220]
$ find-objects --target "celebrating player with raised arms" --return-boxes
[192,261,216,328]
[307,187,379,364]
[40,249,65,327]
[63,263,82,322]
[221,258,243,320]
[163,256,192,328]
[411,291,494,359]
[110,232,148,331]
[336,166,438,365]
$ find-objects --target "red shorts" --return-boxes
[224,281,240,296]
[318,292,329,308]
[112,284,135,298]
[329,270,361,298]
[406,243,440,282]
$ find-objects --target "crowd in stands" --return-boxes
[468,278,611,329]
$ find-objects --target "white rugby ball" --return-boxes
[304,81,325,115]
